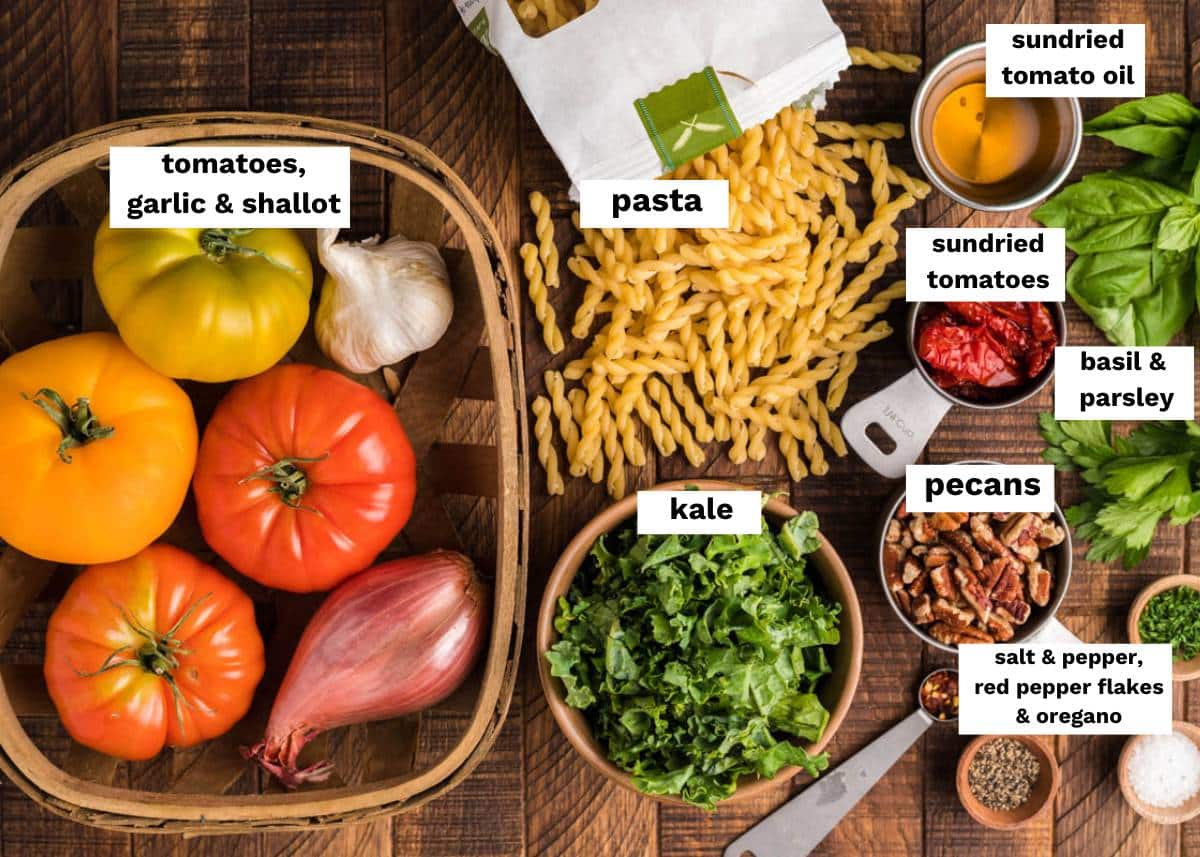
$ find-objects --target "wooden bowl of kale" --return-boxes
[536,480,863,809]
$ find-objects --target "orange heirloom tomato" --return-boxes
[44,544,265,761]
[0,332,197,564]
[193,363,417,592]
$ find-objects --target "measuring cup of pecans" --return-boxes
[876,461,1076,651]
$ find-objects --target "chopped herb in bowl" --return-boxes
[1139,585,1200,662]
[545,511,841,809]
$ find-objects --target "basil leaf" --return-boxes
[1184,130,1200,171]
[1066,249,1150,345]
[1134,247,1196,345]
[1157,204,1200,250]
[1084,93,1200,131]
[1089,124,1192,159]
[1066,246,1195,346]
[1067,248,1154,308]
[1145,247,1196,343]
[1112,156,1190,191]
[1033,175,1188,253]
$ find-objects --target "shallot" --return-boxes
[244,550,489,788]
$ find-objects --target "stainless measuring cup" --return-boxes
[841,302,1066,478]
[725,668,959,857]
[875,461,1078,652]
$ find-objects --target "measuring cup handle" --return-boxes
[840,368,953,479]
[724,708,935,857]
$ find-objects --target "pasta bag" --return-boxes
[453,0,850,194]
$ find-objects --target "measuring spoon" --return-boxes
[724,668,958,857]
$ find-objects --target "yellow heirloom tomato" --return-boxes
[0,333,197,564]
[93,219,313,382]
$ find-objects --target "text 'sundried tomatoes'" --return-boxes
[193,363,416,592]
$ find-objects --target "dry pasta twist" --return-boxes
[545,370,584,477]
[567,388,604,484]
[598,398,626,499]
[520,244,564,354]
[848,46,922,74]
[814,121,905,141]
[529,191,560,288]
[645,378,705,467]
[531,396,564,495]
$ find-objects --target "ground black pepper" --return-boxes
[967,738,1041,811]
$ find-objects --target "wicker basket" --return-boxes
[0,113,527,834]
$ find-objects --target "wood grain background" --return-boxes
[1,1,1199,855]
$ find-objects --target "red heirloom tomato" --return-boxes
[193,363,417,592]
[44,544,265,761]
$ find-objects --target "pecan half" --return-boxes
[930,512,969,531]
[929,622,993,645]
[953,566,992,625]
[995,600,1031,625]
[909,568,930,596]
[979,557,1009,593]
[986,613,1015,642]
[969,513,1009,556]
[1028,562,1053,607]
[991,565,1022,604]
[942,529,984,571]
[929,565,955,599]
[923,546,953,570]
[1000,513,1036,546]
[912,594,934,625]
[1035,519,1066,549]
[932,597,976,629]
[908,513,936,544]
[883,543,906,592]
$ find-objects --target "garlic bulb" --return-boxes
[315,228,454,374]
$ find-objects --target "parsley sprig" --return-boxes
[1039,416,1200,567]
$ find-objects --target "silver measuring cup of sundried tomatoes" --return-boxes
[842,301,1066,478]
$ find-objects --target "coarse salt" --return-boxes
[1128,732,1200,808]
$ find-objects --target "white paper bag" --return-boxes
[454,0,850,194]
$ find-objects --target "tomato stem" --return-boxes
[199,229,298,273]
[240,455,329,510]
[23,388,115,463]
[74,593,213,731]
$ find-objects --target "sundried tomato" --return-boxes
[916,302,1058,401]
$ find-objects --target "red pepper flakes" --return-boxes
[919,670,959,721]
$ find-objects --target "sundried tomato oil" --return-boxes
[930,82,1049,185]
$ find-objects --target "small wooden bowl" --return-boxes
[536,480,863,806]
[1119,722,1200,824]
[1127,575,1200,682]
[956,735,1060,829]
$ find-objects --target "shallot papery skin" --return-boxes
[244,550,489,788]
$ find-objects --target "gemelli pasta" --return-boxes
[523,58,930,496]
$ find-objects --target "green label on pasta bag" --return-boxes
[467,10,496,54]
[634,67,742,172]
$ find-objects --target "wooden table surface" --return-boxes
[3,1,1200,855]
